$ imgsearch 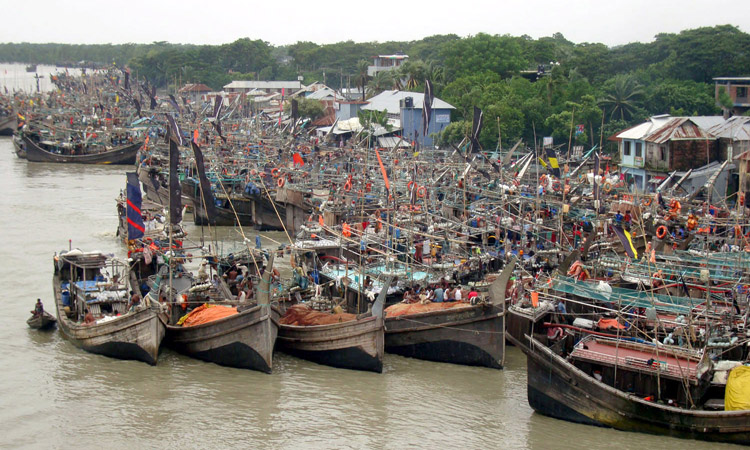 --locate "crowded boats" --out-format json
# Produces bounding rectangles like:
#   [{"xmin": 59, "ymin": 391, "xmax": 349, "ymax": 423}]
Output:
[{"xmin": 8, "ymin": 65, "xmax": 750, "ymax": 445}]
